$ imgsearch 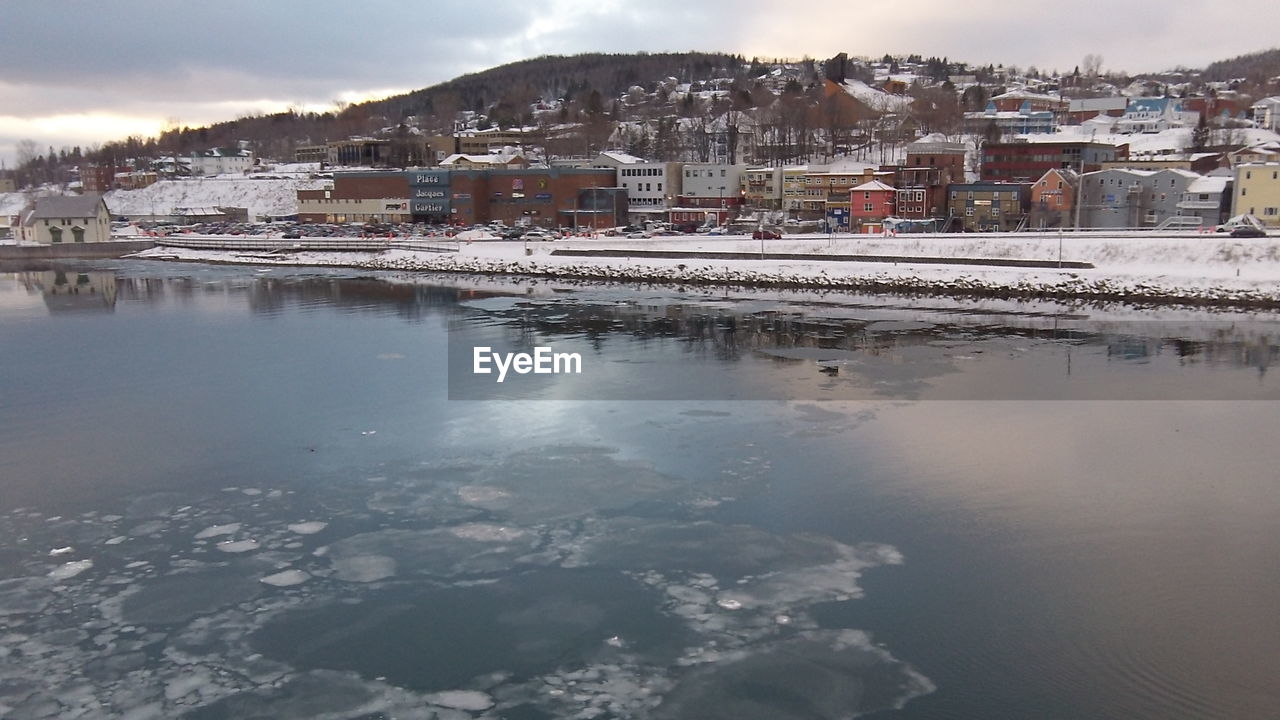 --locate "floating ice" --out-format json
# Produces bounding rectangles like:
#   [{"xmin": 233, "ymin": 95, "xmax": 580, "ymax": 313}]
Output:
[
  {"xmin": 716, "ymin": 598, "xmax": 743, "ymax": 611},
  {"xmin": 104, "ymin": 536, "xmax": 127, "ymax": 545},
  {"xmin": 260, "ymin": 570, "xmax": 310, "ymax": 587},
  {"xmin": 194, "ymin": 523, "xmax": 241, "ymax": 539},
  {"xmin": 49, "ymin": 559, "xmax": 93, "ymax": 581},
  {"xmin": 216, "ymin": 539, "xmax": 260, "ymax": 553},
  {"xmin": 330, "ymin": 554, "xmax": 397, "ymax": 583},
  {"xmin": 286, "ymin": 521, "xmax": 328, "ymax": 535},
  {"xmin": 428, "ymin": 690, "xmax": 494, "ymax": 711},
  {"xmin": 49, "ymin": 546, "xmax": 74, "ymax": 556}
]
